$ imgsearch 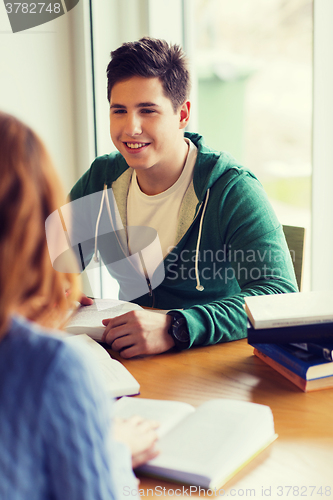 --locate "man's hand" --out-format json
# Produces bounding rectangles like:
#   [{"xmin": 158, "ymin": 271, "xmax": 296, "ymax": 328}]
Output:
[
  {"xmin": 101, "ymin": 310, "xmax": 175, "ymax": 358},
  {"xmin": 113, "ymin": 415, "xmax": 159, "ymax": 469}
]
